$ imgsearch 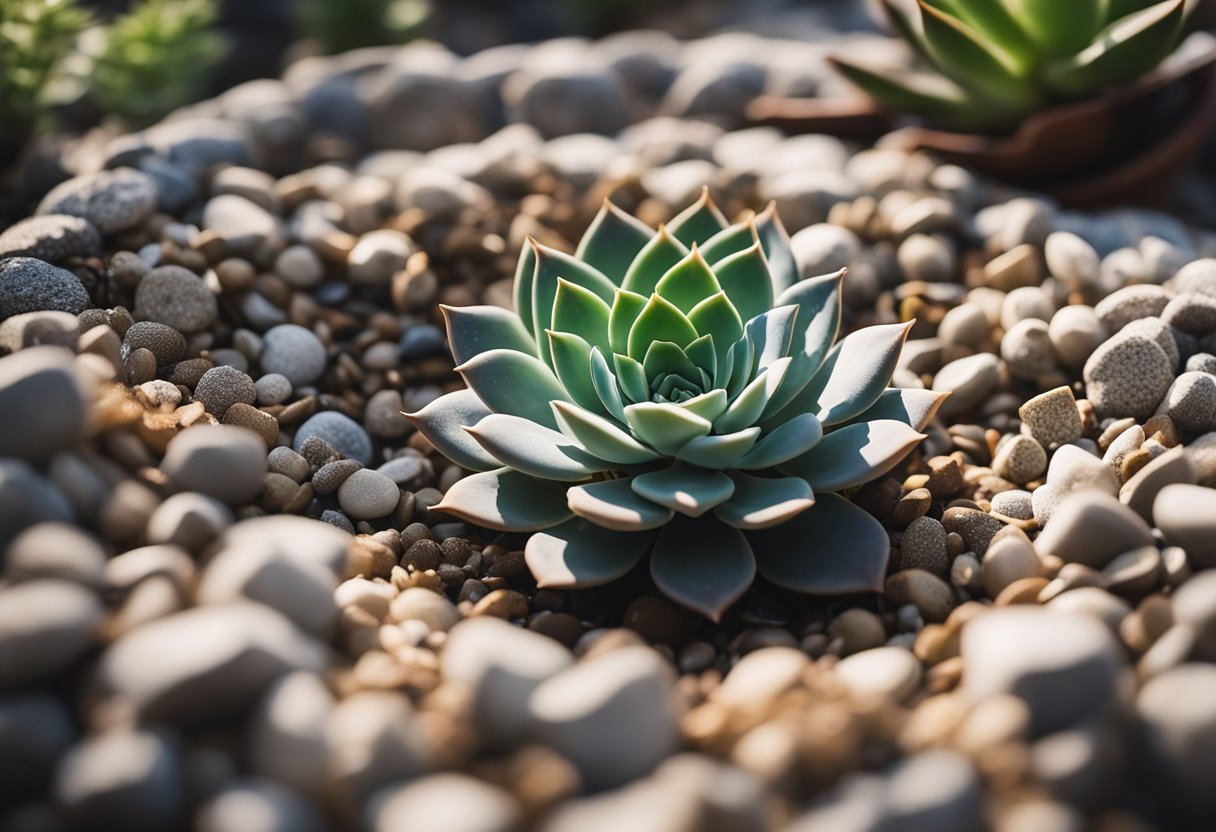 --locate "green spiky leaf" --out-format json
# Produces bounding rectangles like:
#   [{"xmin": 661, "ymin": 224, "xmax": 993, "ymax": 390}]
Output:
[{"xmin": 575, "ymin": 200, "xmax": 655, "ymax": 284}]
